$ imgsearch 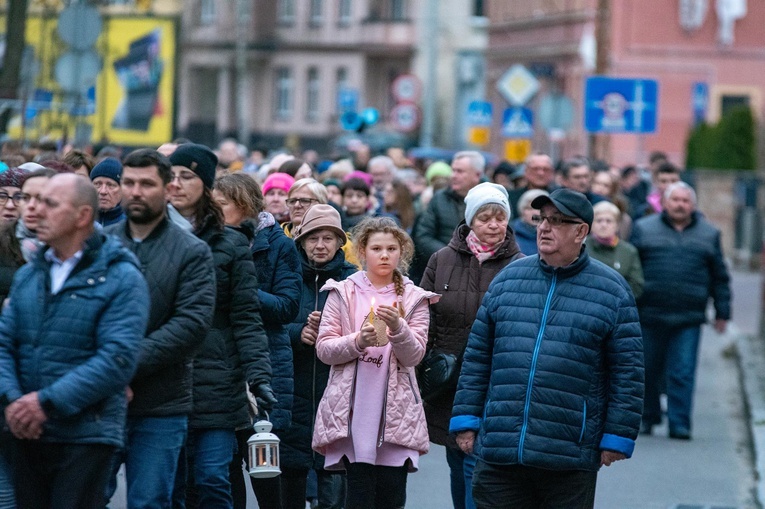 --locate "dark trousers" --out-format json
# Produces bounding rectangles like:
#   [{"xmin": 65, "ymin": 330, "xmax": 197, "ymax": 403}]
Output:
[
  {"xmin": 230, "ymin": 428, "xmax": 282, "ymax": 509},
  {"xmin": 642, "ymin": 324, "xmax": 702, "ymax": 432},
  {"xmin": 280, "ymin": 467, "xmax": 345, "ymax": 509},
  {"xmin": 15, "ymin": 440, "xmax": 115, "ymax": 509},
  {"xmin": 471, "ymin": 460, "xmax": 597, "ymax": 509},
  {"xmin": 344, "ymin": 461, "xmax": 408, "ymax": 509}
]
